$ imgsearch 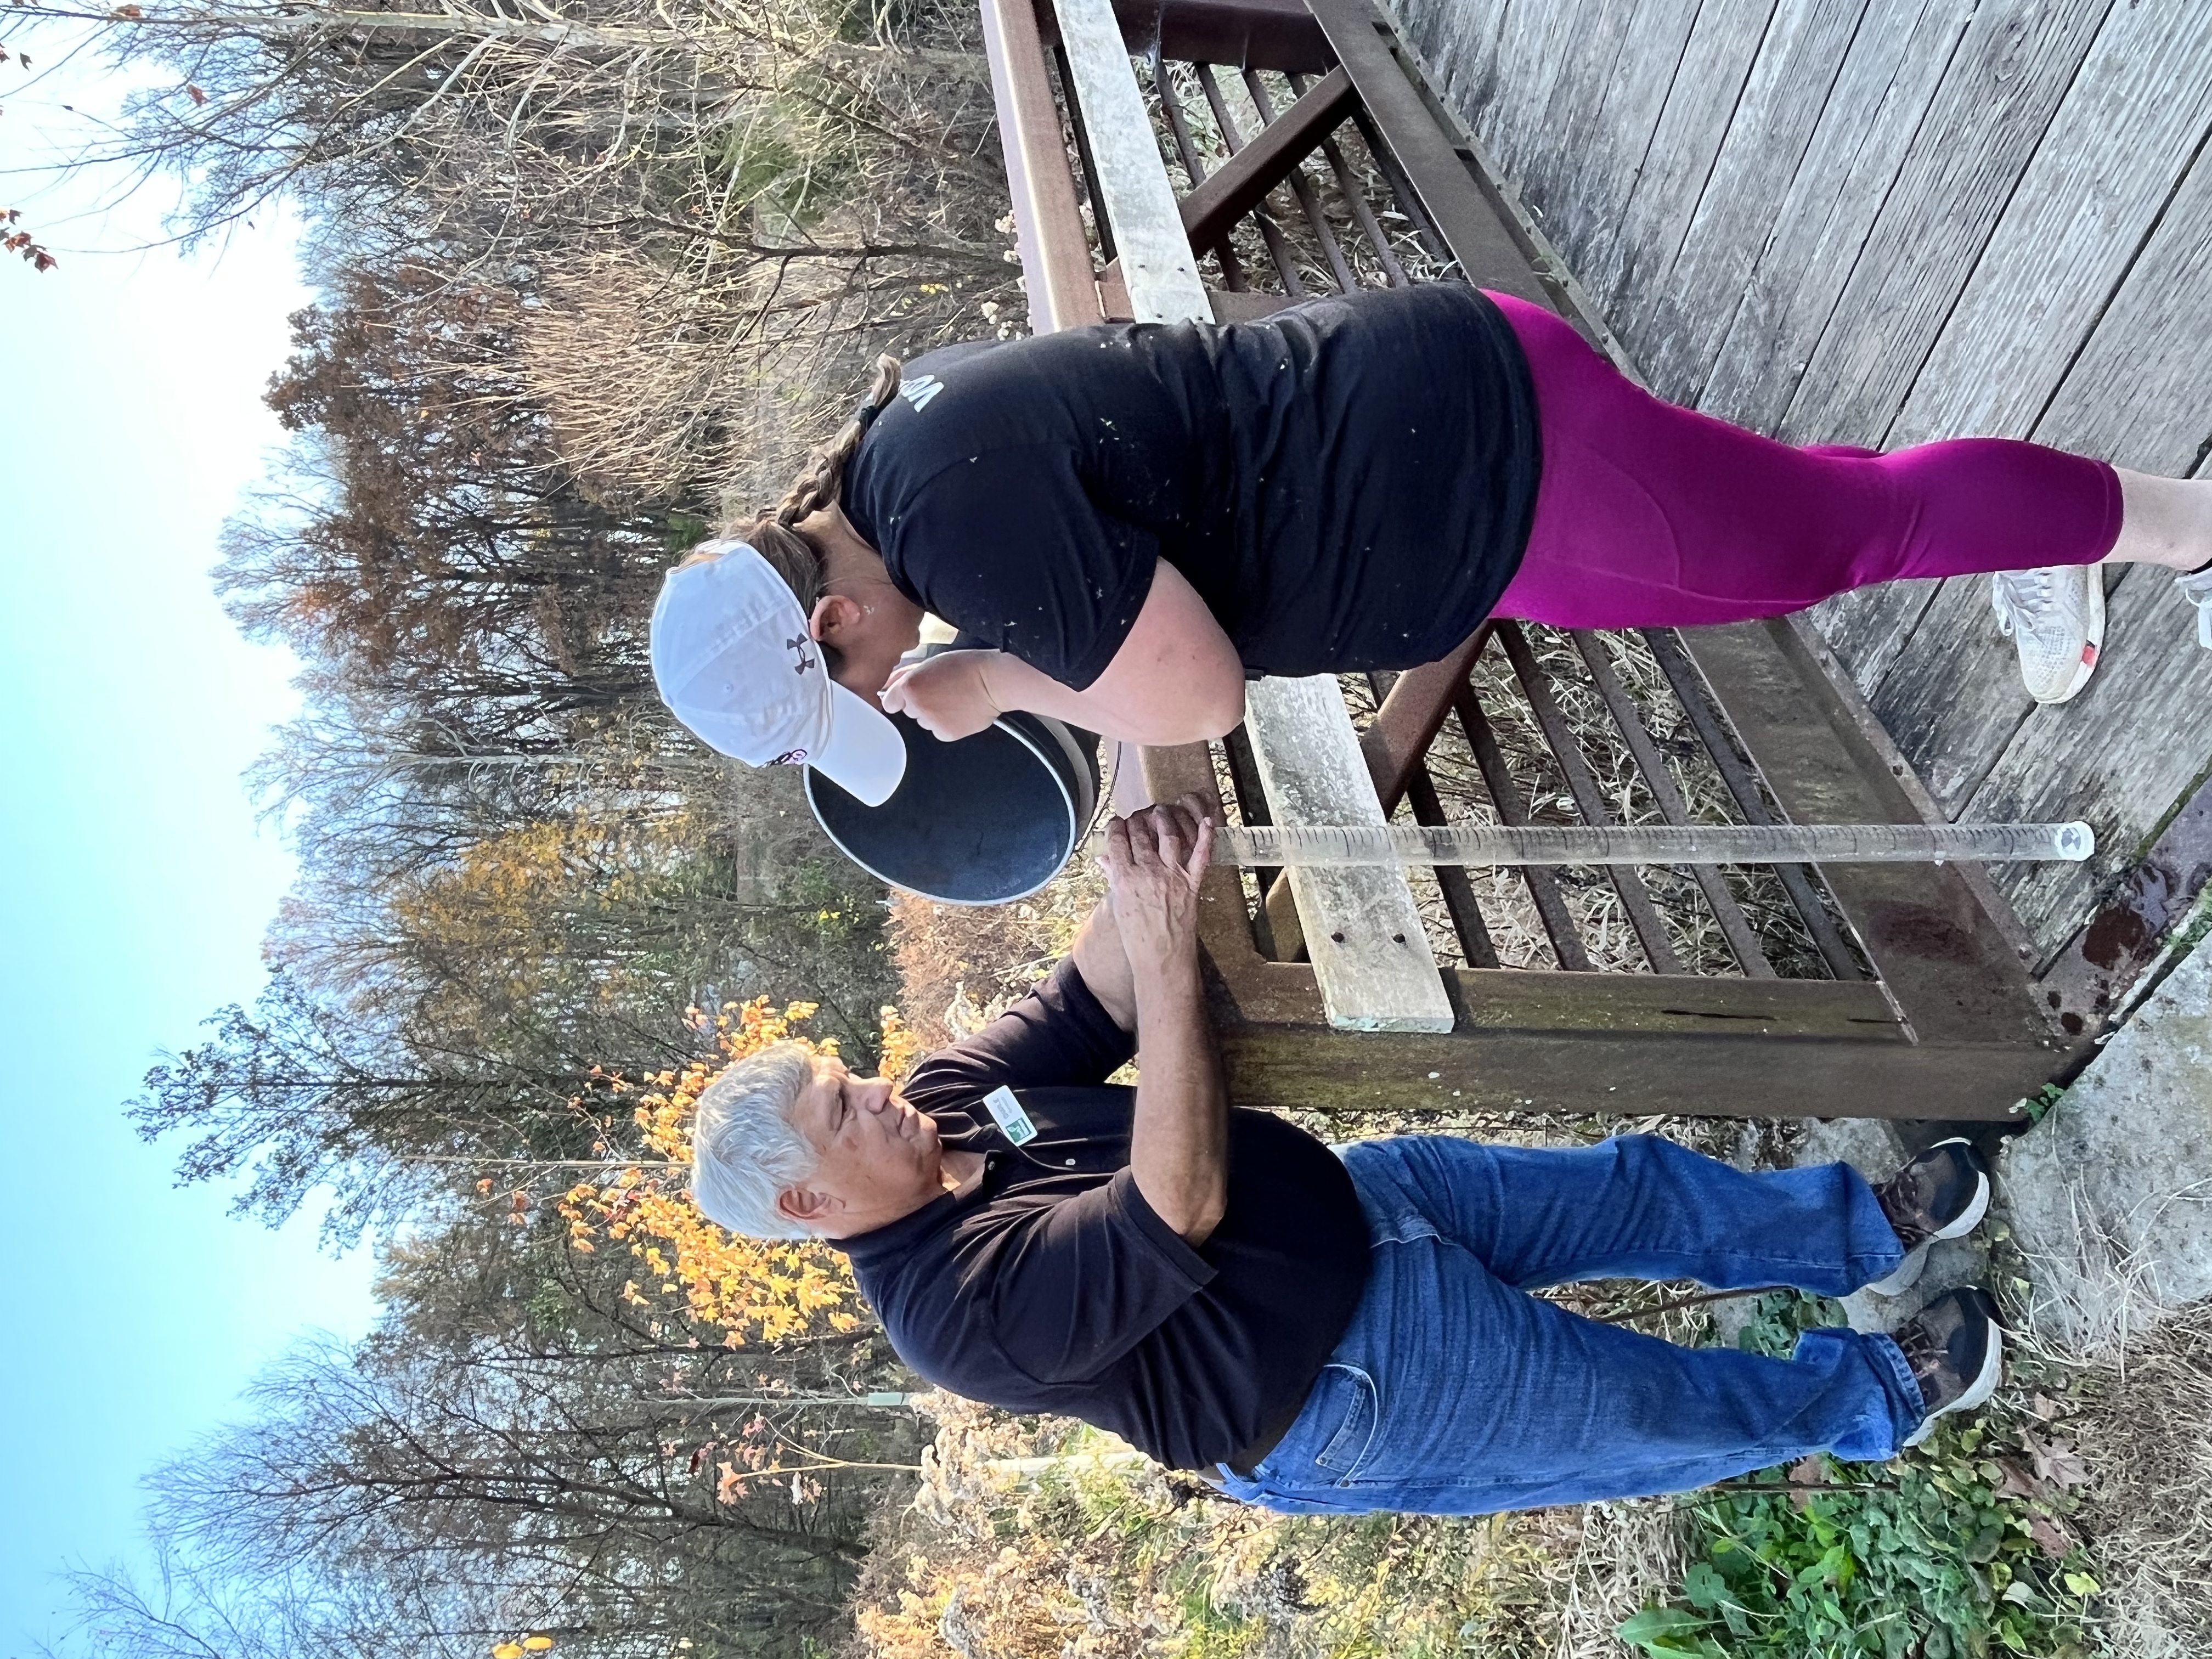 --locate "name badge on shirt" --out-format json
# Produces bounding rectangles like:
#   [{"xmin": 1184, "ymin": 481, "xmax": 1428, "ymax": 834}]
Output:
[{"xmin": 982, "ymin": 1086, "xmax": 1039, "ymax": 1147}]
